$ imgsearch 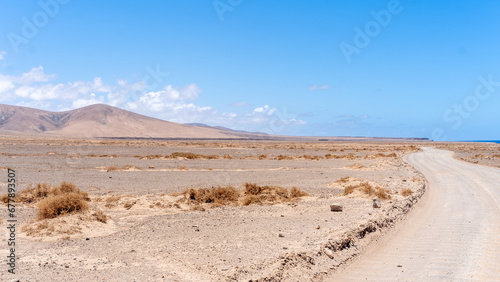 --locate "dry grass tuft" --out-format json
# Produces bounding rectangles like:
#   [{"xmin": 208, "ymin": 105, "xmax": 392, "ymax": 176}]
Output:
[
  {"xmin": 343, "ymin": 181, "xmax": 391, "ymax": 200},
  {"xmin": 401, "ymin": 188, "xmax": 413, "ymax": 197},
  {"xmin": 242, "ymin": 183, "xmax": 307, "ymax": 206},
  {"xmin": 343, "ymin": 185, "xmax": 356, "ymax": 196},
  {"xmin": 179, "ymin": 183, "xmax": 309, "ymax": 208},
  {"xmin": 290, "ymin": 186, "xmax": 309, "ymax": 198},
  {"xmin": 185, "ymin": 186, "xmax": 240, "ymax": 205},
  {"xmin": 92, "ymin": 211, "xmax": 108, "ymax": 223},
  {"xmin": 1, "ymin": 182, "xmax": 89, "ymax": 204},
  {"xmin": 336, "ymin": 176, "xmax": 351, "ymax": 184},
  {"xmin": 106, "ymin": 166, "xmax": 119, "ymax": 172},
  {"xmin": 104, "ymin": 195, "xmax": 122, "ymax": 208},
  {"xmin": 37, "ymin": 192, "xmax": 89, "ymax": 219},
  {"xmin": 167, "ymin": 152, "xmax": 219, "ymax": 159}
]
